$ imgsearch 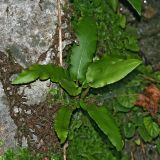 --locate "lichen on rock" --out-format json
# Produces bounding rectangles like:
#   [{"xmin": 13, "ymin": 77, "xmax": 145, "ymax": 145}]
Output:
[{"xmin": 0, "ymin": 0, "xmax": 58, "ymax": 66}]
